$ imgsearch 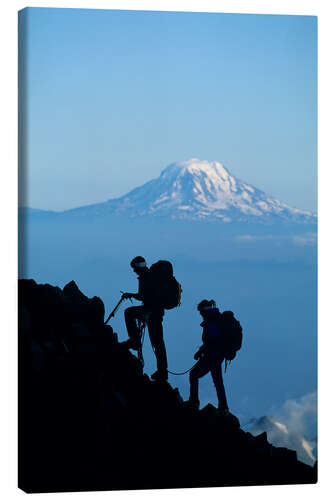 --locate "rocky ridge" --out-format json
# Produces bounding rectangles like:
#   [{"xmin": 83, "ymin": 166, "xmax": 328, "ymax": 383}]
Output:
[{"xmin": 18, "ymin": 279, "xmax": 317, "ymax": 493}]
